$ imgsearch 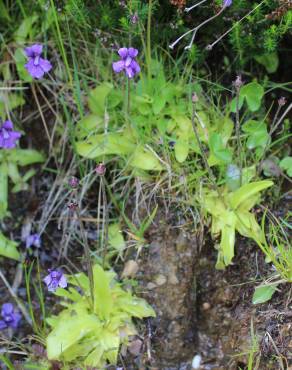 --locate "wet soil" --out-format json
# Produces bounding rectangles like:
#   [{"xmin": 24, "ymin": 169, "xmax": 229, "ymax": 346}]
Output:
[{"xmin": 127, "ymin": 208, "xmax": 292, "ymax": 370}]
